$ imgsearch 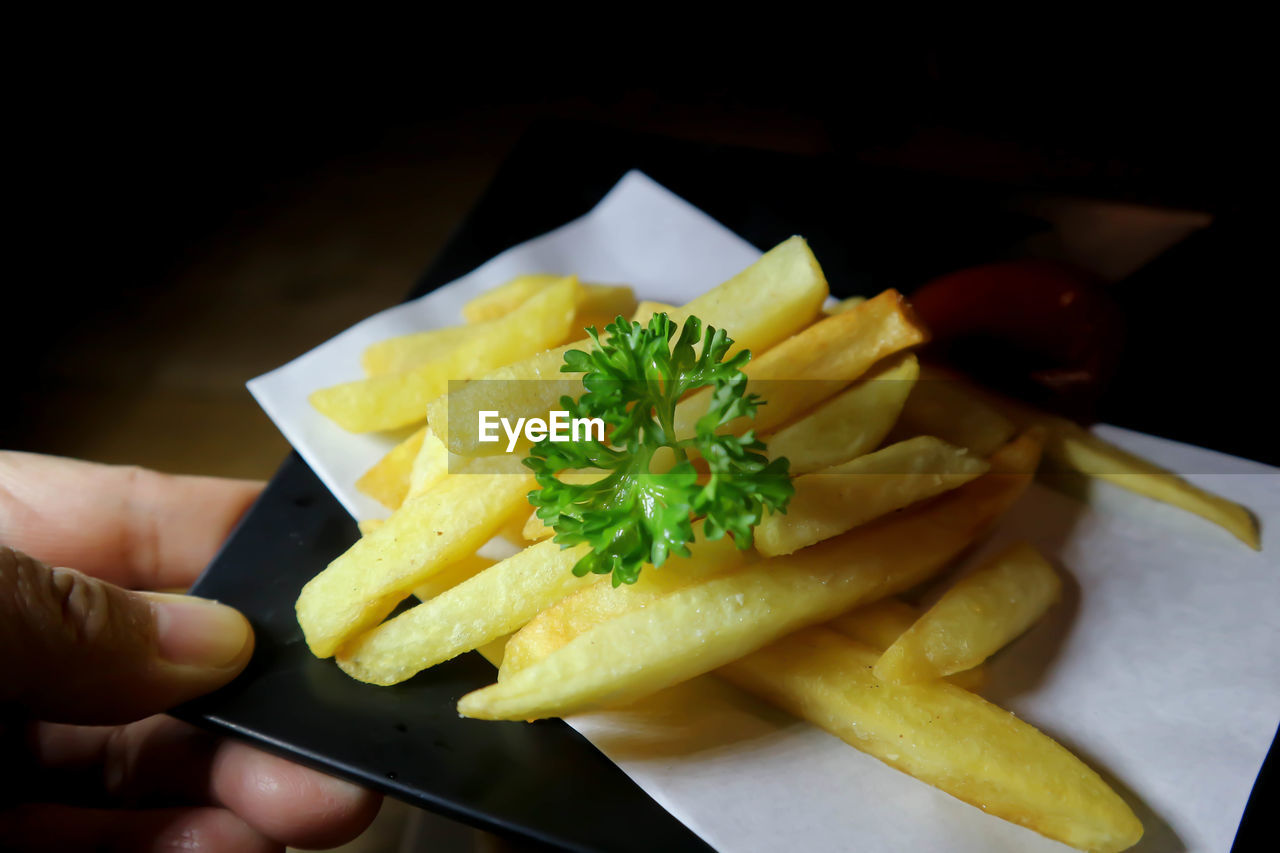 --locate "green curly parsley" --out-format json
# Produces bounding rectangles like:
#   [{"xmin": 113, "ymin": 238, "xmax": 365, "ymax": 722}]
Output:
[{"xmin": 523, "ymin": 313, "xmax": 793, "ymax": 586}]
